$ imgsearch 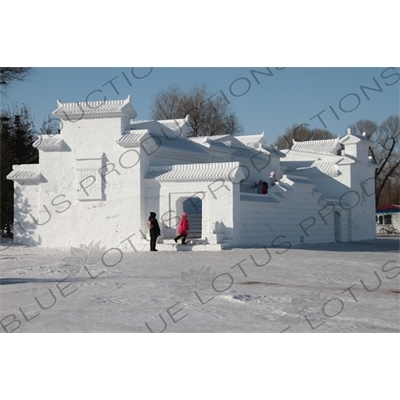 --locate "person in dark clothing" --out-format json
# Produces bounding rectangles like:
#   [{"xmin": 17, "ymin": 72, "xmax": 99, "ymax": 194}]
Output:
[
  {"xmin": 148, "ymin": 212, "xmax": 161, "ymax": 251},
  {"xmin": 254, "ymin": 179, "xmax": 263, "ymax": 194}
]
